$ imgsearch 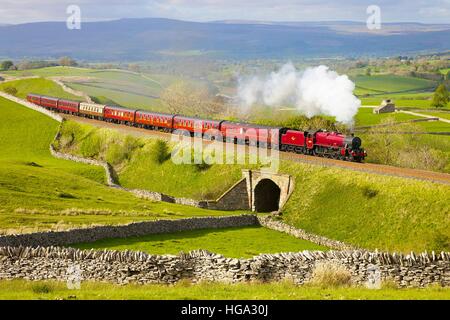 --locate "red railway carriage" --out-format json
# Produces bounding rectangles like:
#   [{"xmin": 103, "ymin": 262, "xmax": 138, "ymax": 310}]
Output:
[
  {"xmin": 57, "ymin": 99, "xmax": 79, "ymax": 114},
  {"xmin": 27, "ymin": 94, "xmax": 41, "ymax": 105},
  {"xmin": 39, "ymin": 96, "xmax": 59, "ymax": 109},
  {"xmin": 220, "ymin": 121, "xmax": 280, "ymax": 146},
  {"xmin": 135, "ymin": 111, "xmax": 174, "ymax": 130},
  {"xmin": 173, "ymin": 116, "xmax": 222, "ymax": 136},
  {"xmin": 104, "ymin": 106, "xmax": 136, "ymax": 123}
]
